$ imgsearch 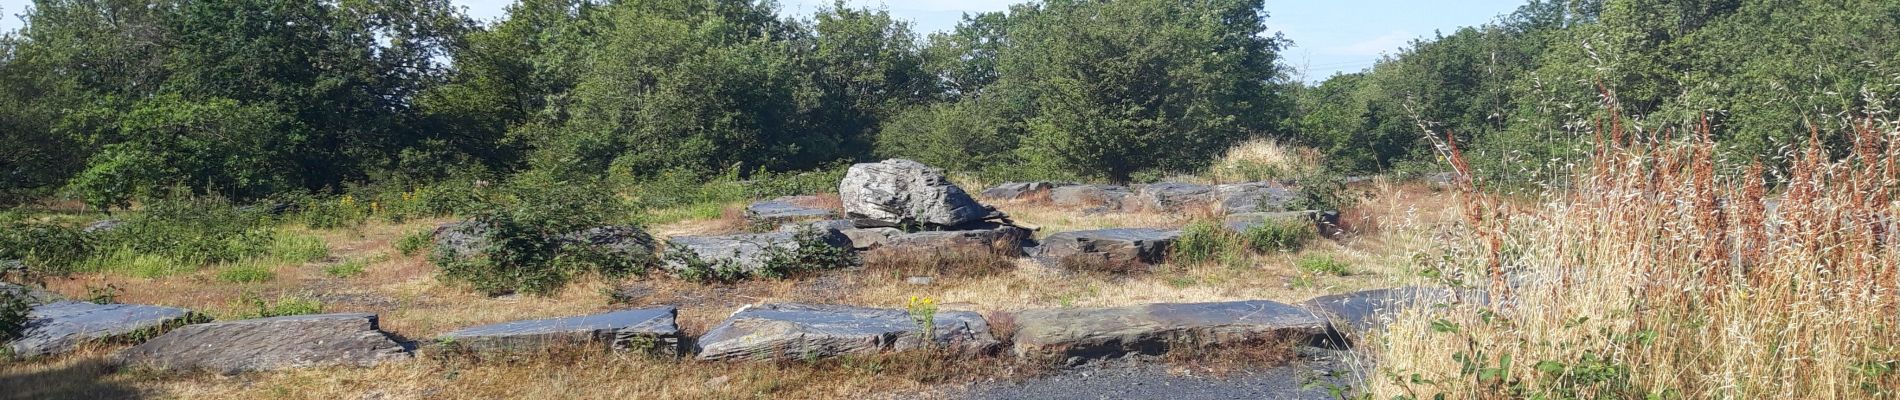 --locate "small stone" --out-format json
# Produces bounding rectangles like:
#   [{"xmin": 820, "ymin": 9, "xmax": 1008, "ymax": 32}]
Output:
[{"xmin": 905, "ymin": 276, "xmax": 935, "ymax": 286}]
